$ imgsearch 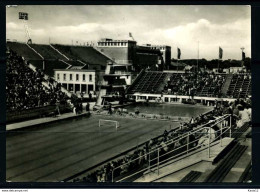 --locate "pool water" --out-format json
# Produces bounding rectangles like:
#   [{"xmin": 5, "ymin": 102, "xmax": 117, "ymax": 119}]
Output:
[{"xmin": 125, "ymin": 103, "xmax": 213, "ymax": 117}]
